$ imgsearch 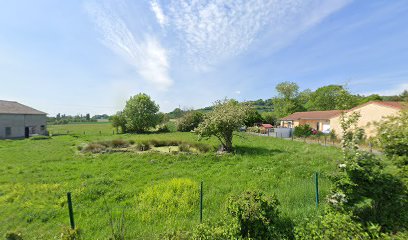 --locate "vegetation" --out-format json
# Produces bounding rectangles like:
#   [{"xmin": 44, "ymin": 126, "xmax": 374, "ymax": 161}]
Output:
[
  {"xmin": 293, "ymin": 124, "xmax": 313, "ymax": 138},
  {"xmin": 377, "ymin": 106, "xmax": 408, "ymax": 182},
  {"xmin": 177, "ymin": 111, "xmax": 204, "ymax": 132},
  {"xmin": 1, "ymin": 123, "xmax": 339, "ymax": 239},
  {"xmin": 195, "ymin": 99, "xmax": 250, "ymax": 152},
  {"xmin": 123, "ymin": 93, "xmax": 162, "ymax": 133}
]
